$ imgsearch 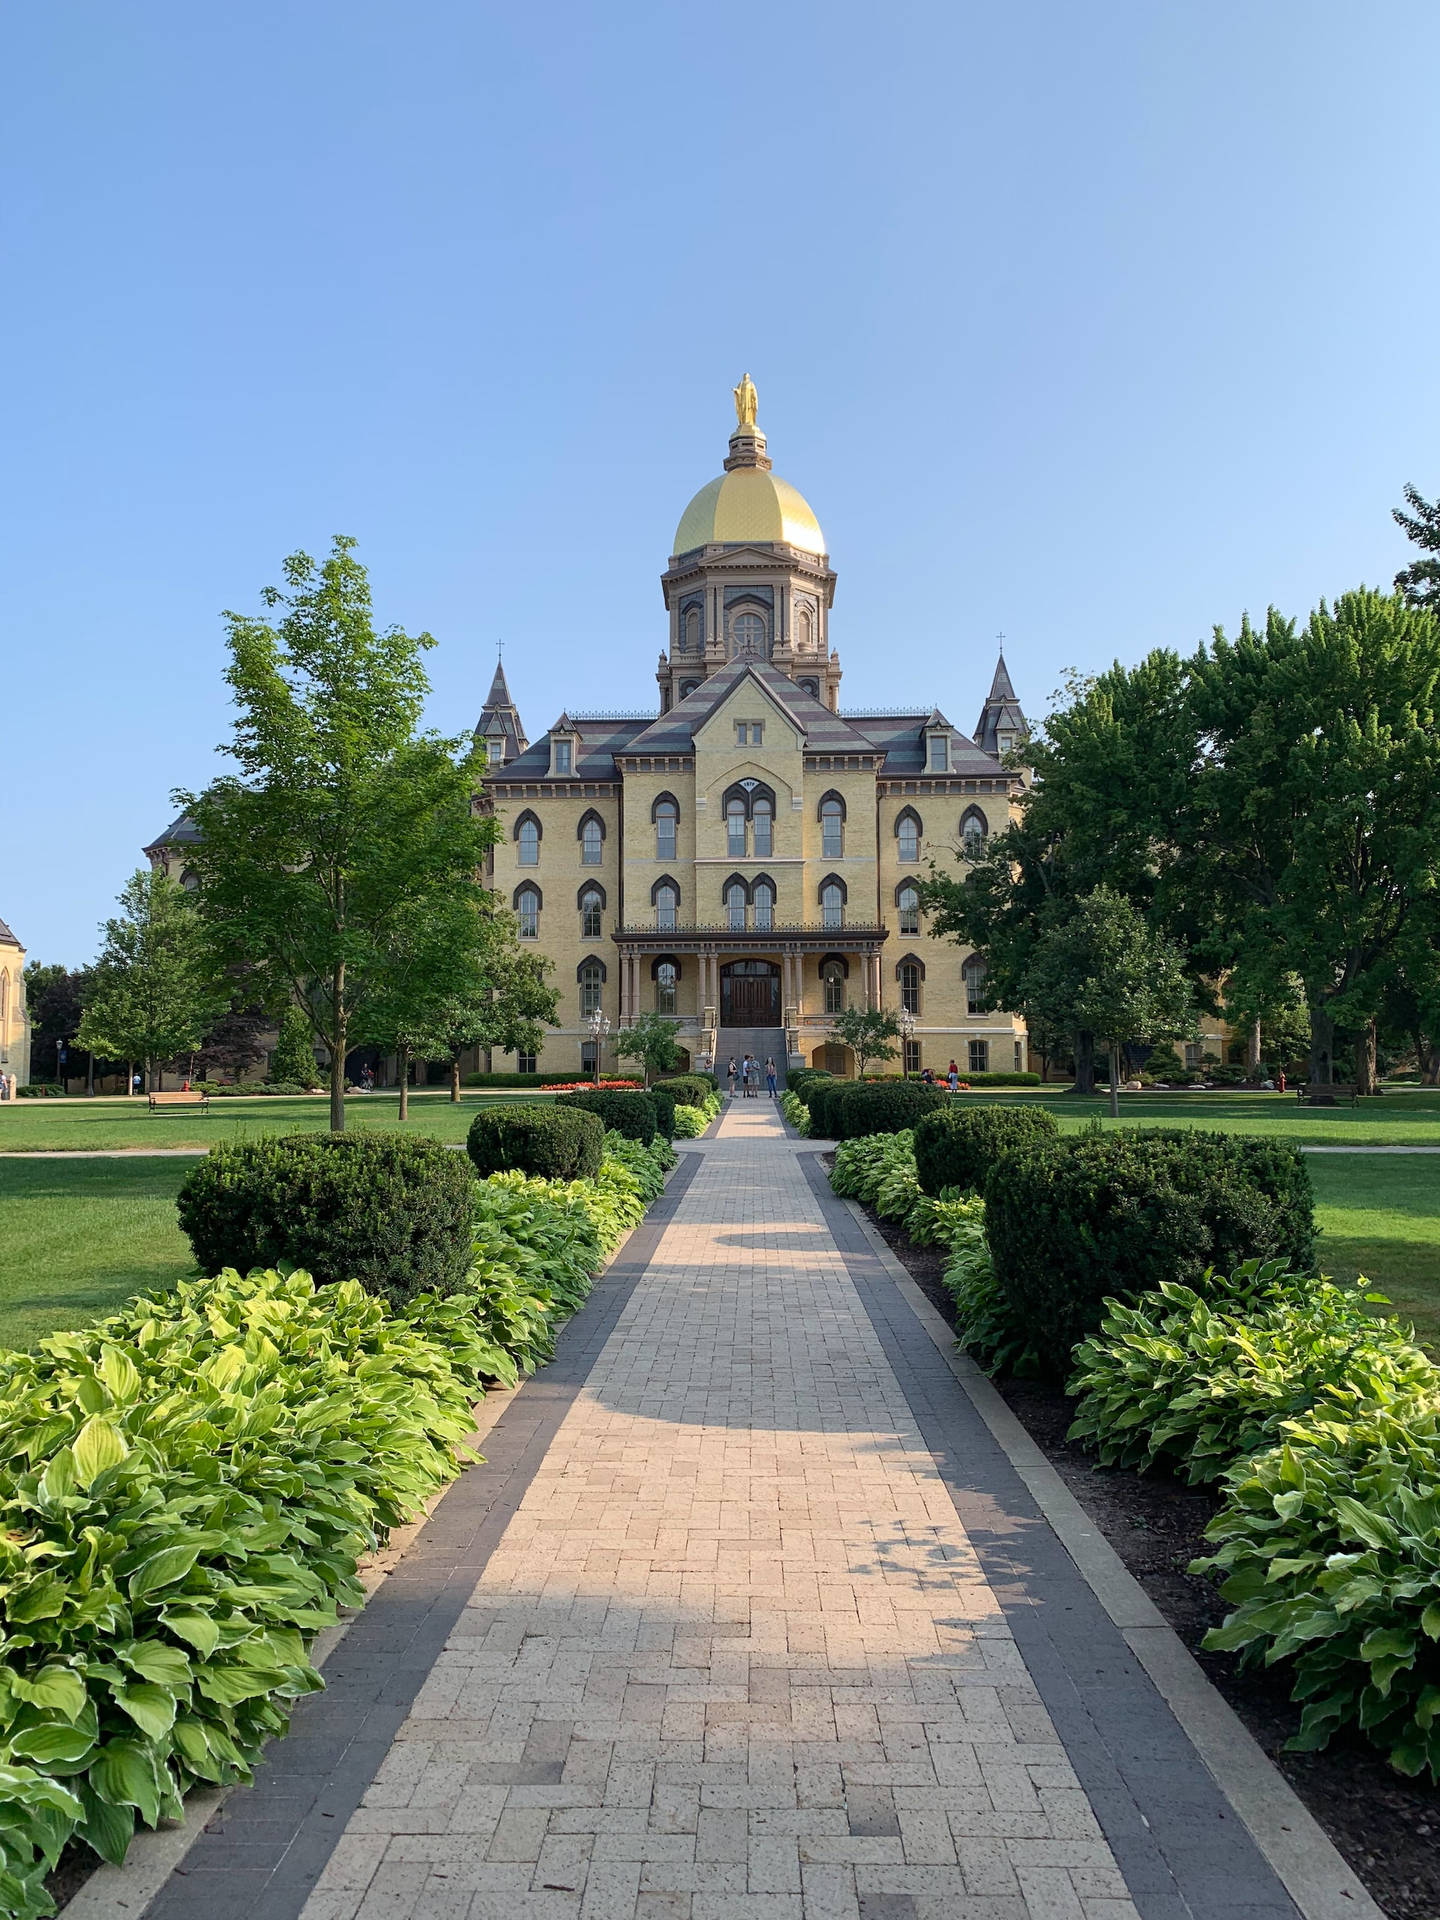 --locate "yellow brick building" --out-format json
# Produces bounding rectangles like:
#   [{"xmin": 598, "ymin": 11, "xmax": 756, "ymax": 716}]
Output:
[
  {"xmin": 0, "ymin": 917, "xmax": 31, "ymax": 1092},
  {"xmin": 480, "ymin": 382, "xmax": 1030, "ymax": 1079}
]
